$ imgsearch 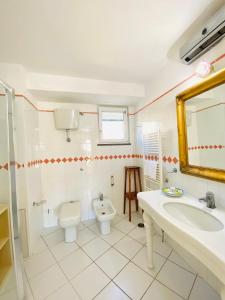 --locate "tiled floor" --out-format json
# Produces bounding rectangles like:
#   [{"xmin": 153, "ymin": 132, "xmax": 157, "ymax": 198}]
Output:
[{"xmin": 24, "ymin": 213, "xmax": 221, "ymax": 300}]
